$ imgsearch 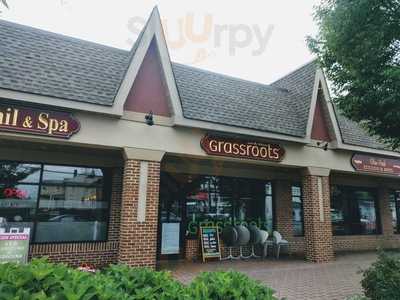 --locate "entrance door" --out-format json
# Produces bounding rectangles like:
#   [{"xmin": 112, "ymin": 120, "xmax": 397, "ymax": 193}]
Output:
[
  {"xmin": 157, "ymin": 173, "xmax": 185, "ymax": 260},
  {"xmin": 157, "ymin": 172, "xmax": 275, "ymax": 259}
]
